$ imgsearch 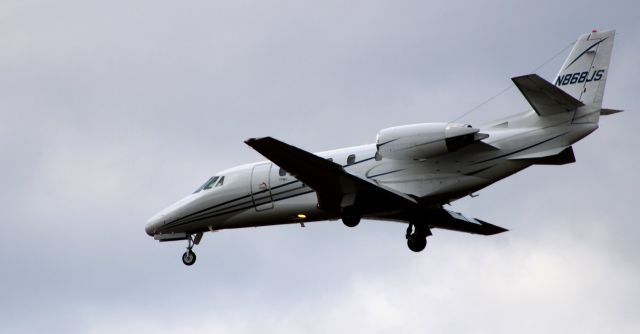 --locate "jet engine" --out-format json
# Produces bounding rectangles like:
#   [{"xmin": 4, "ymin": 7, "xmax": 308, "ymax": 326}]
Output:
[{"xmin": 375, "ymin": 122, "xmax": 488, "ymax": 160}]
